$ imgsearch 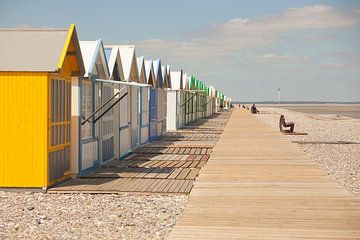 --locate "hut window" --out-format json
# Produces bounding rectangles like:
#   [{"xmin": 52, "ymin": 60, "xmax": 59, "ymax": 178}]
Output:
[
  {"xmin": 102, "ymin": 84, "xmax": 113, "ymax": 116},
  {"xmin": 82, "ymin": 80, "xmax": 92, "ymax": 138},
  {"xmin": 50, "ymin": 78, "xmax": 71, "ymax": 147}
]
